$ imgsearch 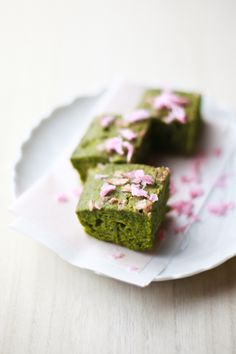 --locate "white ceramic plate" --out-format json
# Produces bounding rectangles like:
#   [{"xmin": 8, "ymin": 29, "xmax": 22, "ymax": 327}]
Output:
[{"xmin": 13, "ymin": 91, "xmax": 236, "ymax": 281}]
